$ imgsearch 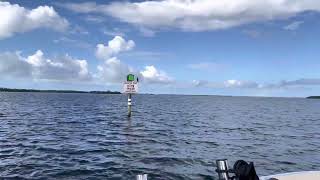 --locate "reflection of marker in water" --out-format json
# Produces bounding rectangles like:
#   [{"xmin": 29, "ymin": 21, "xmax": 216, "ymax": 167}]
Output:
[{"xmin": 124, "ymin": 74, "xmax": 138, "ymax": 117}]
